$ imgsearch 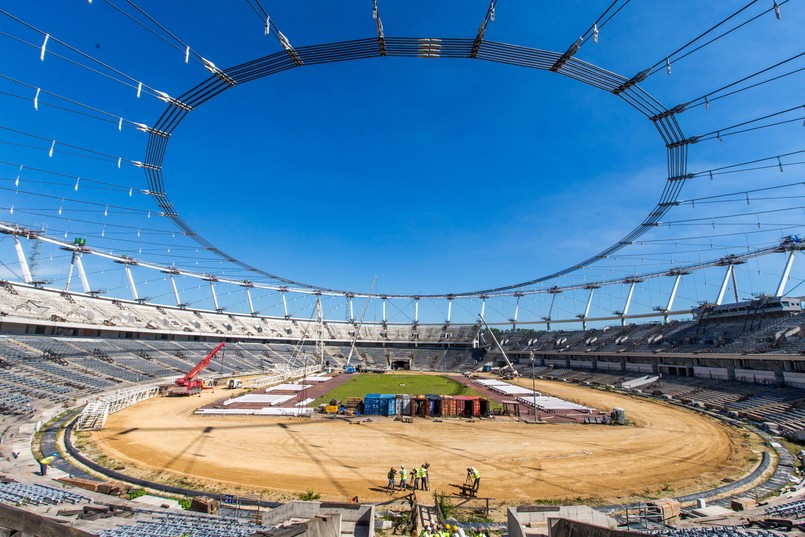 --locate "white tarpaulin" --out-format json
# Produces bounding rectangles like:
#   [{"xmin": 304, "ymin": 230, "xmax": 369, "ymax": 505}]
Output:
[
  {"xmin": 223, "ymin": 394, "xmax": 294, "ymax": 406},
  {"xmin": 267, "ymin": 383, "xmax": 312, "ymax": 392}
]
